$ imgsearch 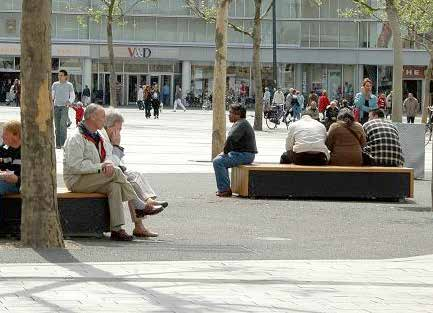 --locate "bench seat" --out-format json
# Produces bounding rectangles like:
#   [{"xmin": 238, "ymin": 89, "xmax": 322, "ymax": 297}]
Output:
[
  {"xmin": 231, "ymin": 164, "xmax": 414, "ymax": 200},
  {"xmin": 0, "ymin": 188, "xmax": 110, "ymax": 238}
]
